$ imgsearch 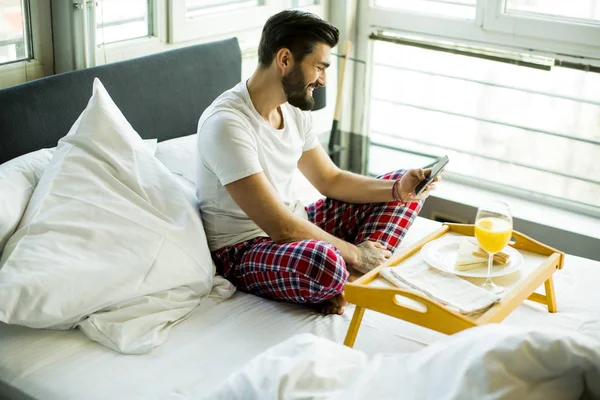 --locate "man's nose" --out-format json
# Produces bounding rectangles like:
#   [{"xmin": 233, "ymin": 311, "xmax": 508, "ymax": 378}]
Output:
[{"xmin": 317, "ymin": 74, "xmax": 326, "ymax": 87}]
